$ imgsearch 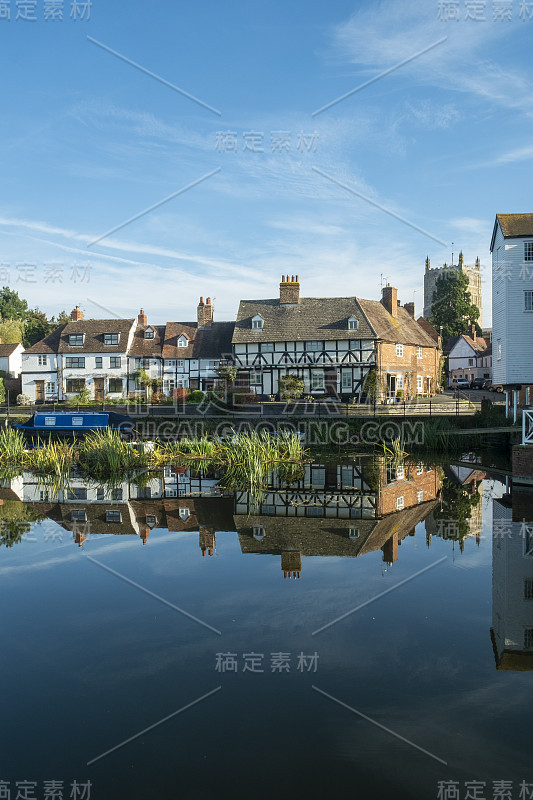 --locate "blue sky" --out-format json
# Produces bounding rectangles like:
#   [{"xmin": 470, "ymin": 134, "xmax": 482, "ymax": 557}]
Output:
[{"xmin": 1, "ymin": 0, "xmax": 532, "ymax": 326}]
